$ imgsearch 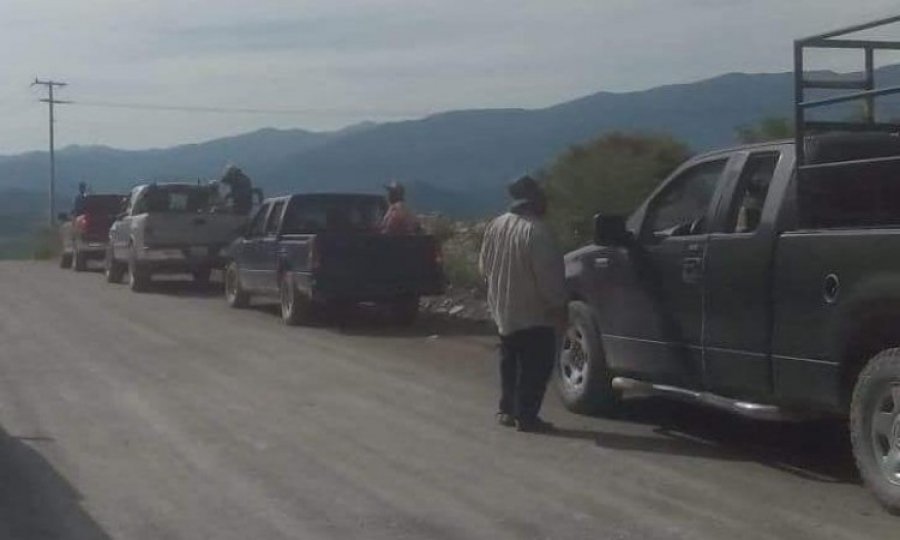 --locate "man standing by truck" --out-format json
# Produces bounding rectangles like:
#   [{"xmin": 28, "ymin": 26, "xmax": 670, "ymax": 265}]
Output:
[
  {"xmin": 479, "ymin": 175, "xmax": 567, "ymax": 433},
  {"xmin": 220, "ymin": 165, "xmax": 255, "ymax": 216},
  {"xmin": 381, "ymin": 181, "xmax": 421, "ymax": 234}
]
